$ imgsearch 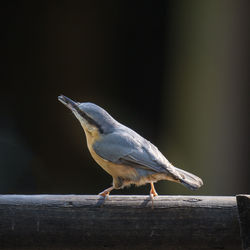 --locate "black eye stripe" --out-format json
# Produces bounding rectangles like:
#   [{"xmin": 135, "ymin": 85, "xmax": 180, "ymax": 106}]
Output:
[
  {"xmin": 59, "ymin": 96, "xmax": 104, "ymax": 134},
  {"xmin": 76, "ymin": 107, "xmax": 104, "ymax": 134}
]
